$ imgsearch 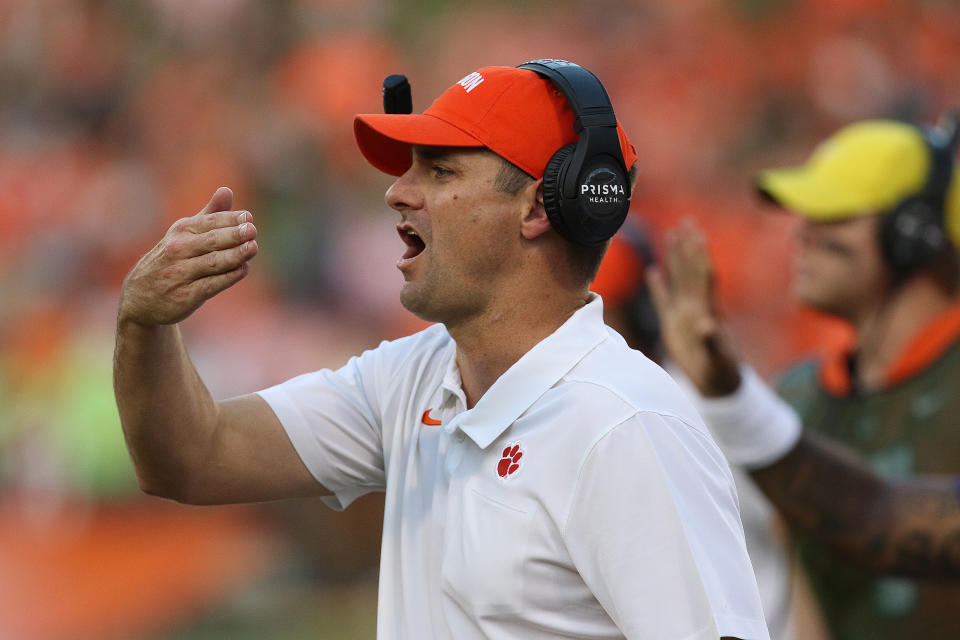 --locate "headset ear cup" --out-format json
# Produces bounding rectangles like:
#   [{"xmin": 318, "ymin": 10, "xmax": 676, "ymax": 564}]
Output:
[
  {"xmin": 882, "ymin": 198, "xmax": 948, "ymax": 275},
  {"xmin": 542, "ymin": 144, "xmax": 575, "ymax": 242},
  {"xmin": 880, "ymin": 207, "xmax": 906, "ymax": 273}
]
